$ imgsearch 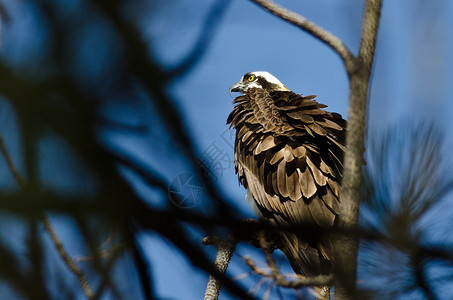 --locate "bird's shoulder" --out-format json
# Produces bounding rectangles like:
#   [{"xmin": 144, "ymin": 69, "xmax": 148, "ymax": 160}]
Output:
[
  {"xmin": 228, "ymin": 89, "xmax": 346, "ymax": 136},
  {"xmin": 270, "ymin": 90, "xmax": 346, "ymax": 135}
]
